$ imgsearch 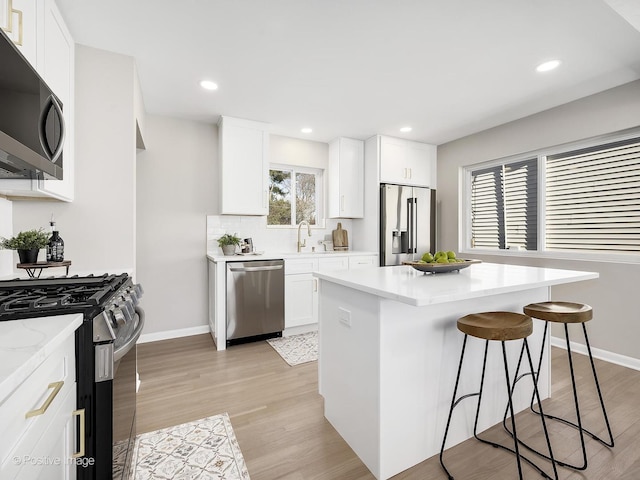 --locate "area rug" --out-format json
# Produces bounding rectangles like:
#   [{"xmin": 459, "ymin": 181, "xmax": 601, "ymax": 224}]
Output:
[
  {"xmin": 266, "ymin": 331, "xmax": 318, "ymax": 366},
  {"xmin": 133, "ymin": 413, "xmax": 250, "ymax": 480}
]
